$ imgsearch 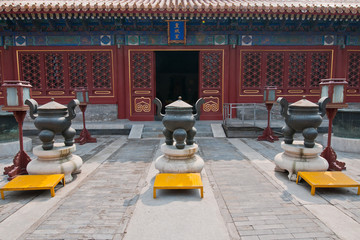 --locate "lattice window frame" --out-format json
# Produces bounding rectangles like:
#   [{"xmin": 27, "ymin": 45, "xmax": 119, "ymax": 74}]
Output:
[
  {"xmin": 0, "ymin": 52, "xmax": 2, "ymax": 85},
  {"xmin": 19, "ymin": 53, "xmax": 42, "ymax": 90},
  {"xmin": 18, "ymin": 50, "xmax": 113, "ymax": 97},
  {"xmin": 242, "ymin": 52, "xmax": 262, "ymax": 88},
  {"xmin": 265, "ymin": 52, "xmax": 284, "ymax": 88},
  {"xmin": 69, "ymin": 53, "xmax": 88, "ymax": 89},
  {"xmin": 347, "ymin": 52, "xmax": 360, "ymax": 88},
  {"xmin": 45, "ymin": 53, "xmax": 65, "ymax": 90},
  {"xmin": 288, "ymin": 53, "xmax": 307, "ymax": 88},
  {"xmin": 309, "ymin": 52, "xmax": 331, "ymax": 87},
  {"xmin": 91, "ymin": 52, "xmax": 112, "ymax": 89},
  {"xmin": 240, "ymin": 50, "xmax": 332, "ymax": 94}
]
